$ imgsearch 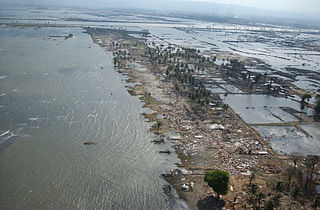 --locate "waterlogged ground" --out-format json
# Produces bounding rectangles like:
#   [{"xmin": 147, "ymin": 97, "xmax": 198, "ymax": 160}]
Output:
[
  {"xmin": 221, "ymin": 94, "xmax": 300, "ymax": 124},
  {"xmin": 254, "ymin": 124, "xmax": 320, "ymax": 155},
  {"xmin": 1, "ymin": 6, "xmax": 320, "ymax": 84},
  {"xmin": 221, "ymin": 94, "xmax": 320, "ymax": 156}
]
